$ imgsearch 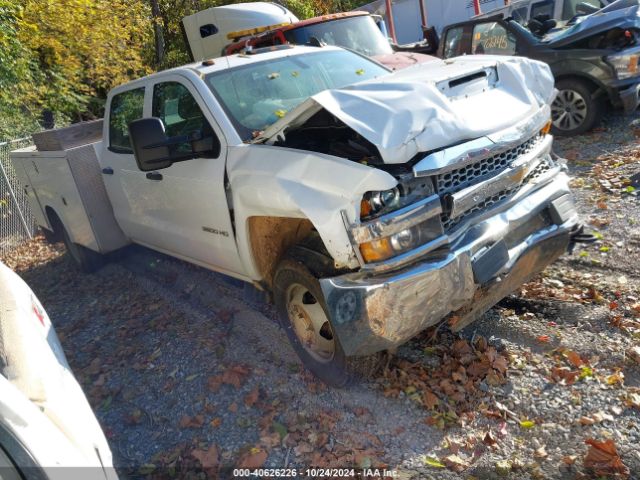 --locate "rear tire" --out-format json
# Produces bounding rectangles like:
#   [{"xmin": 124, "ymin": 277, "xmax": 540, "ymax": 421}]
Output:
[
  {"xmin": 61, "ymin": 225, "xmax": 104, "ymax": 273},
  {"xmin": 41, "ymin": 227, "xmax": 59, "ymax": 244},
  {"xmin": 551, "ymin": 78, "xmax": 601, "ymax": 136},
  {"xmin": 273, "ymin": 258, "xmax": 380, "ymax": 387}
]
